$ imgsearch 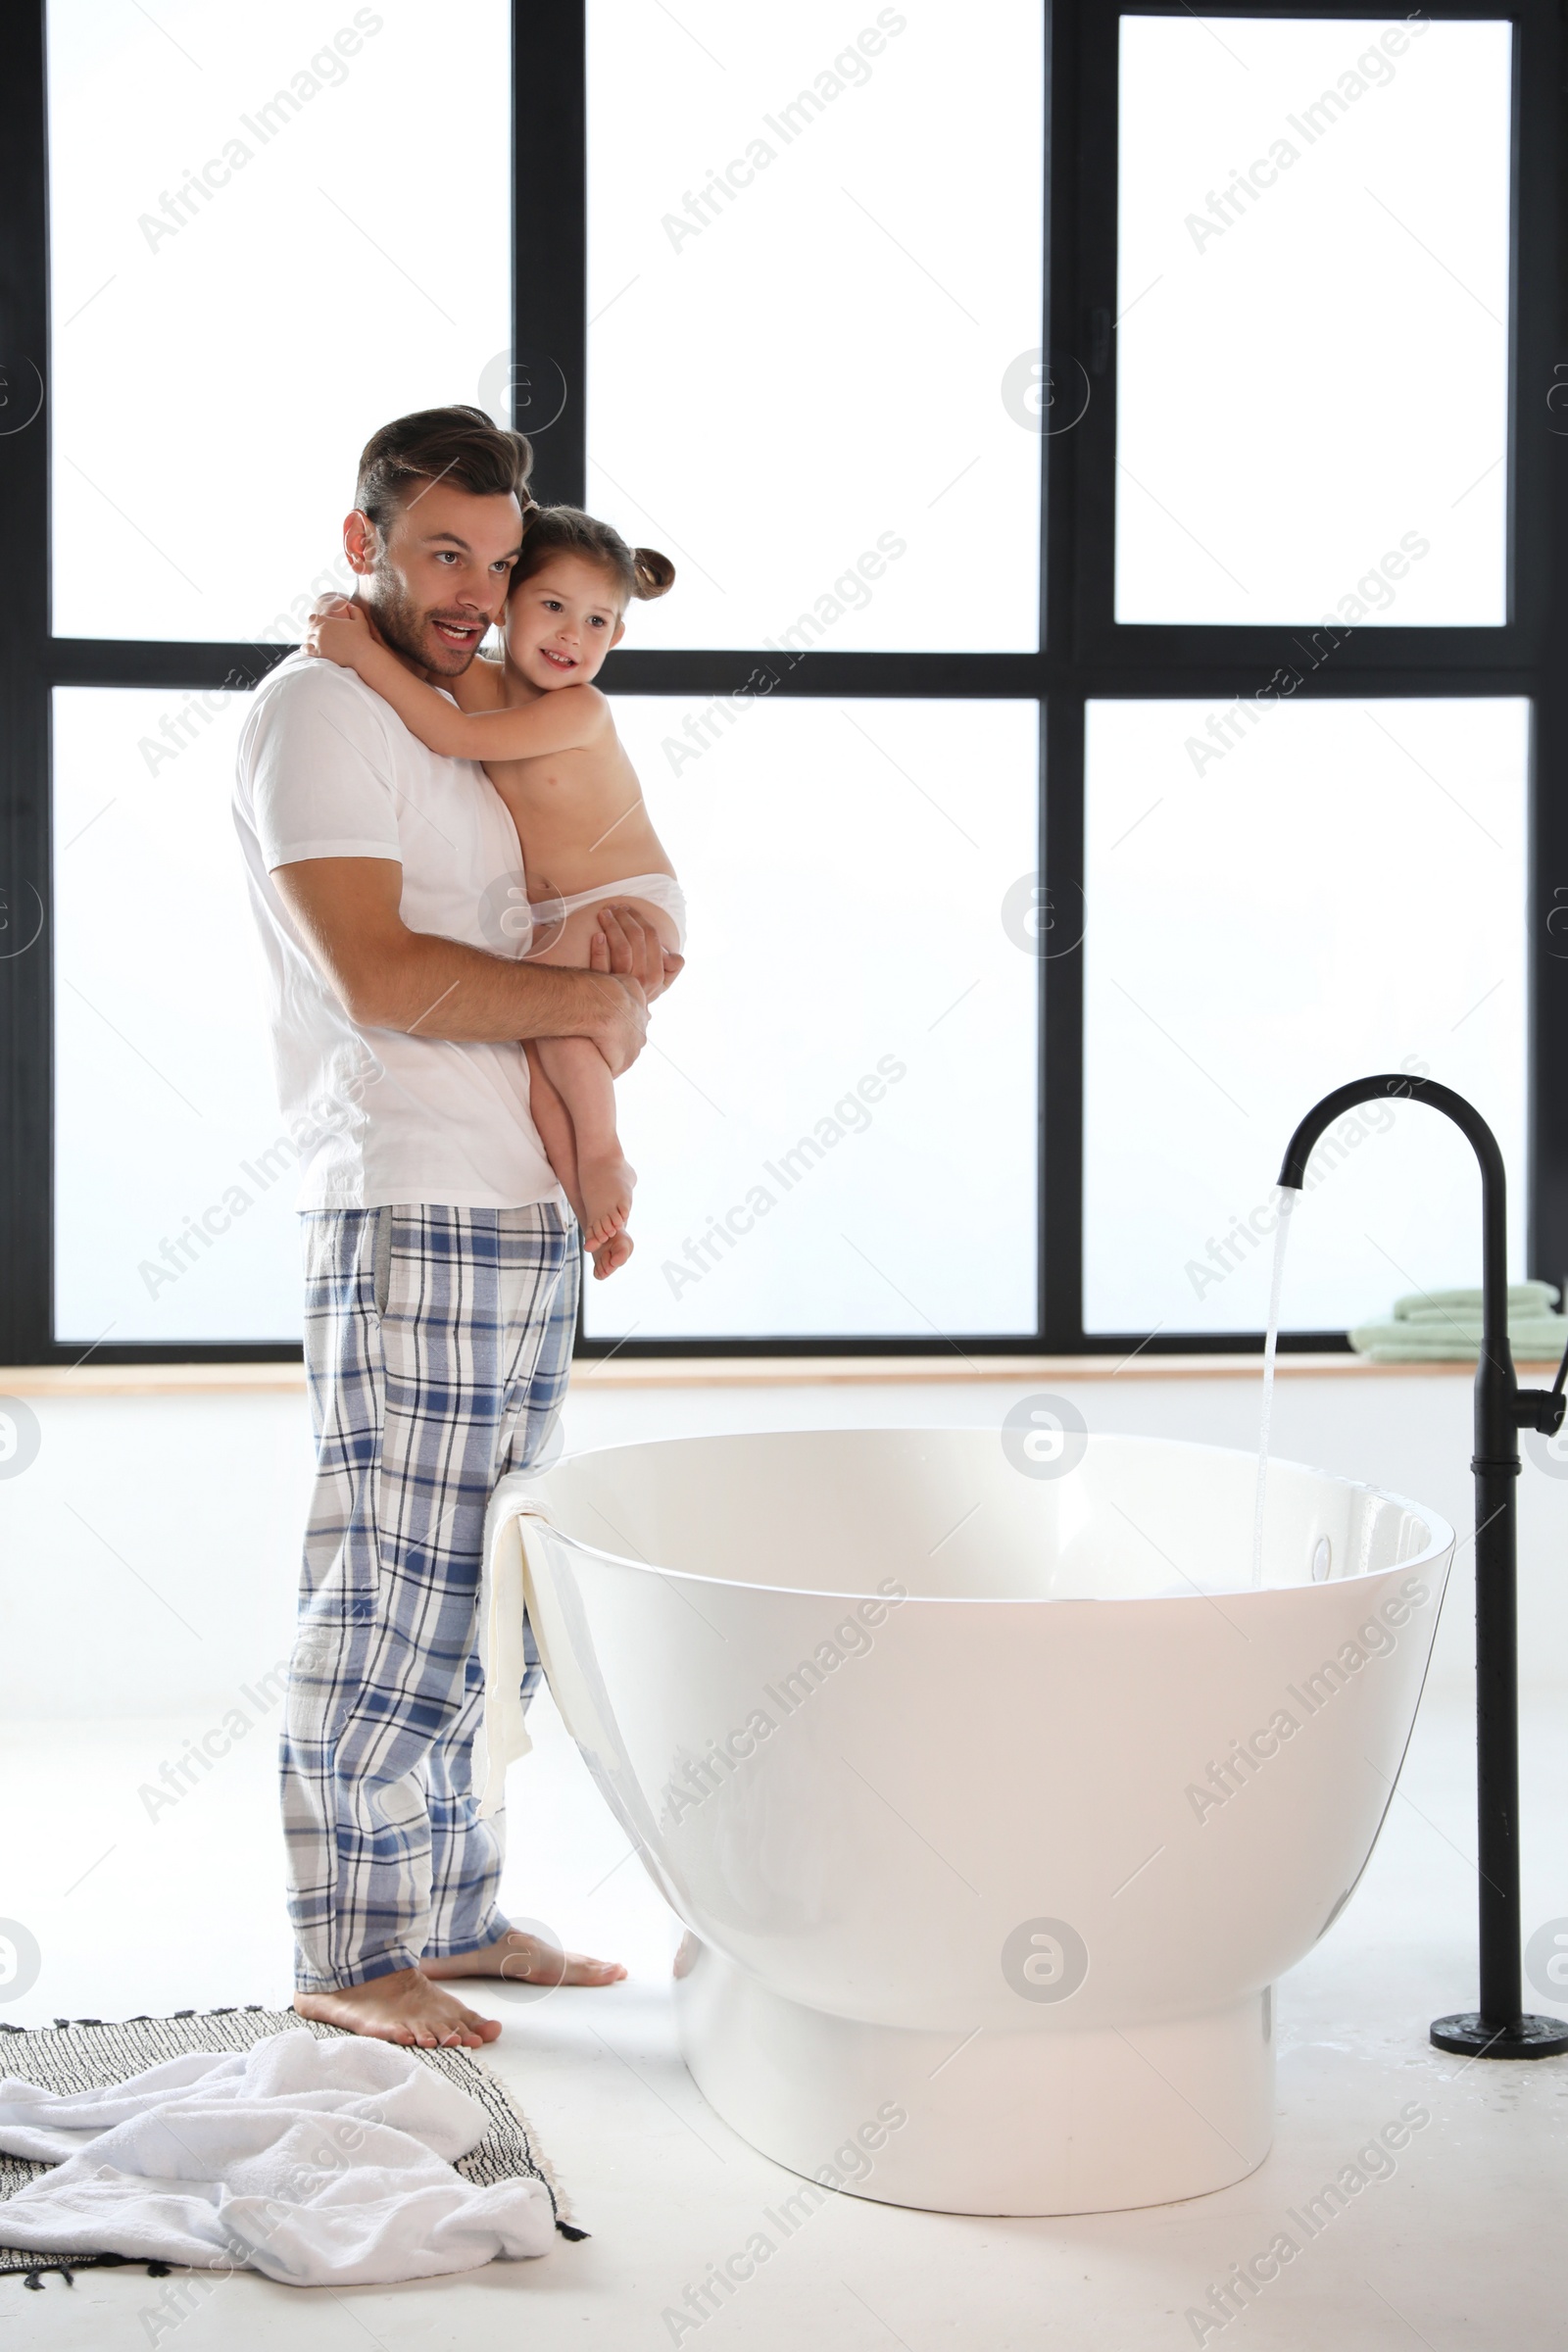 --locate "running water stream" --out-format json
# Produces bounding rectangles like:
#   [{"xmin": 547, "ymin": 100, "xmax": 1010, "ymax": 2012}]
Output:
[{"xmin": 1250, "ymin": 1188, "xmax": 1298, "ymax": 1589}]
